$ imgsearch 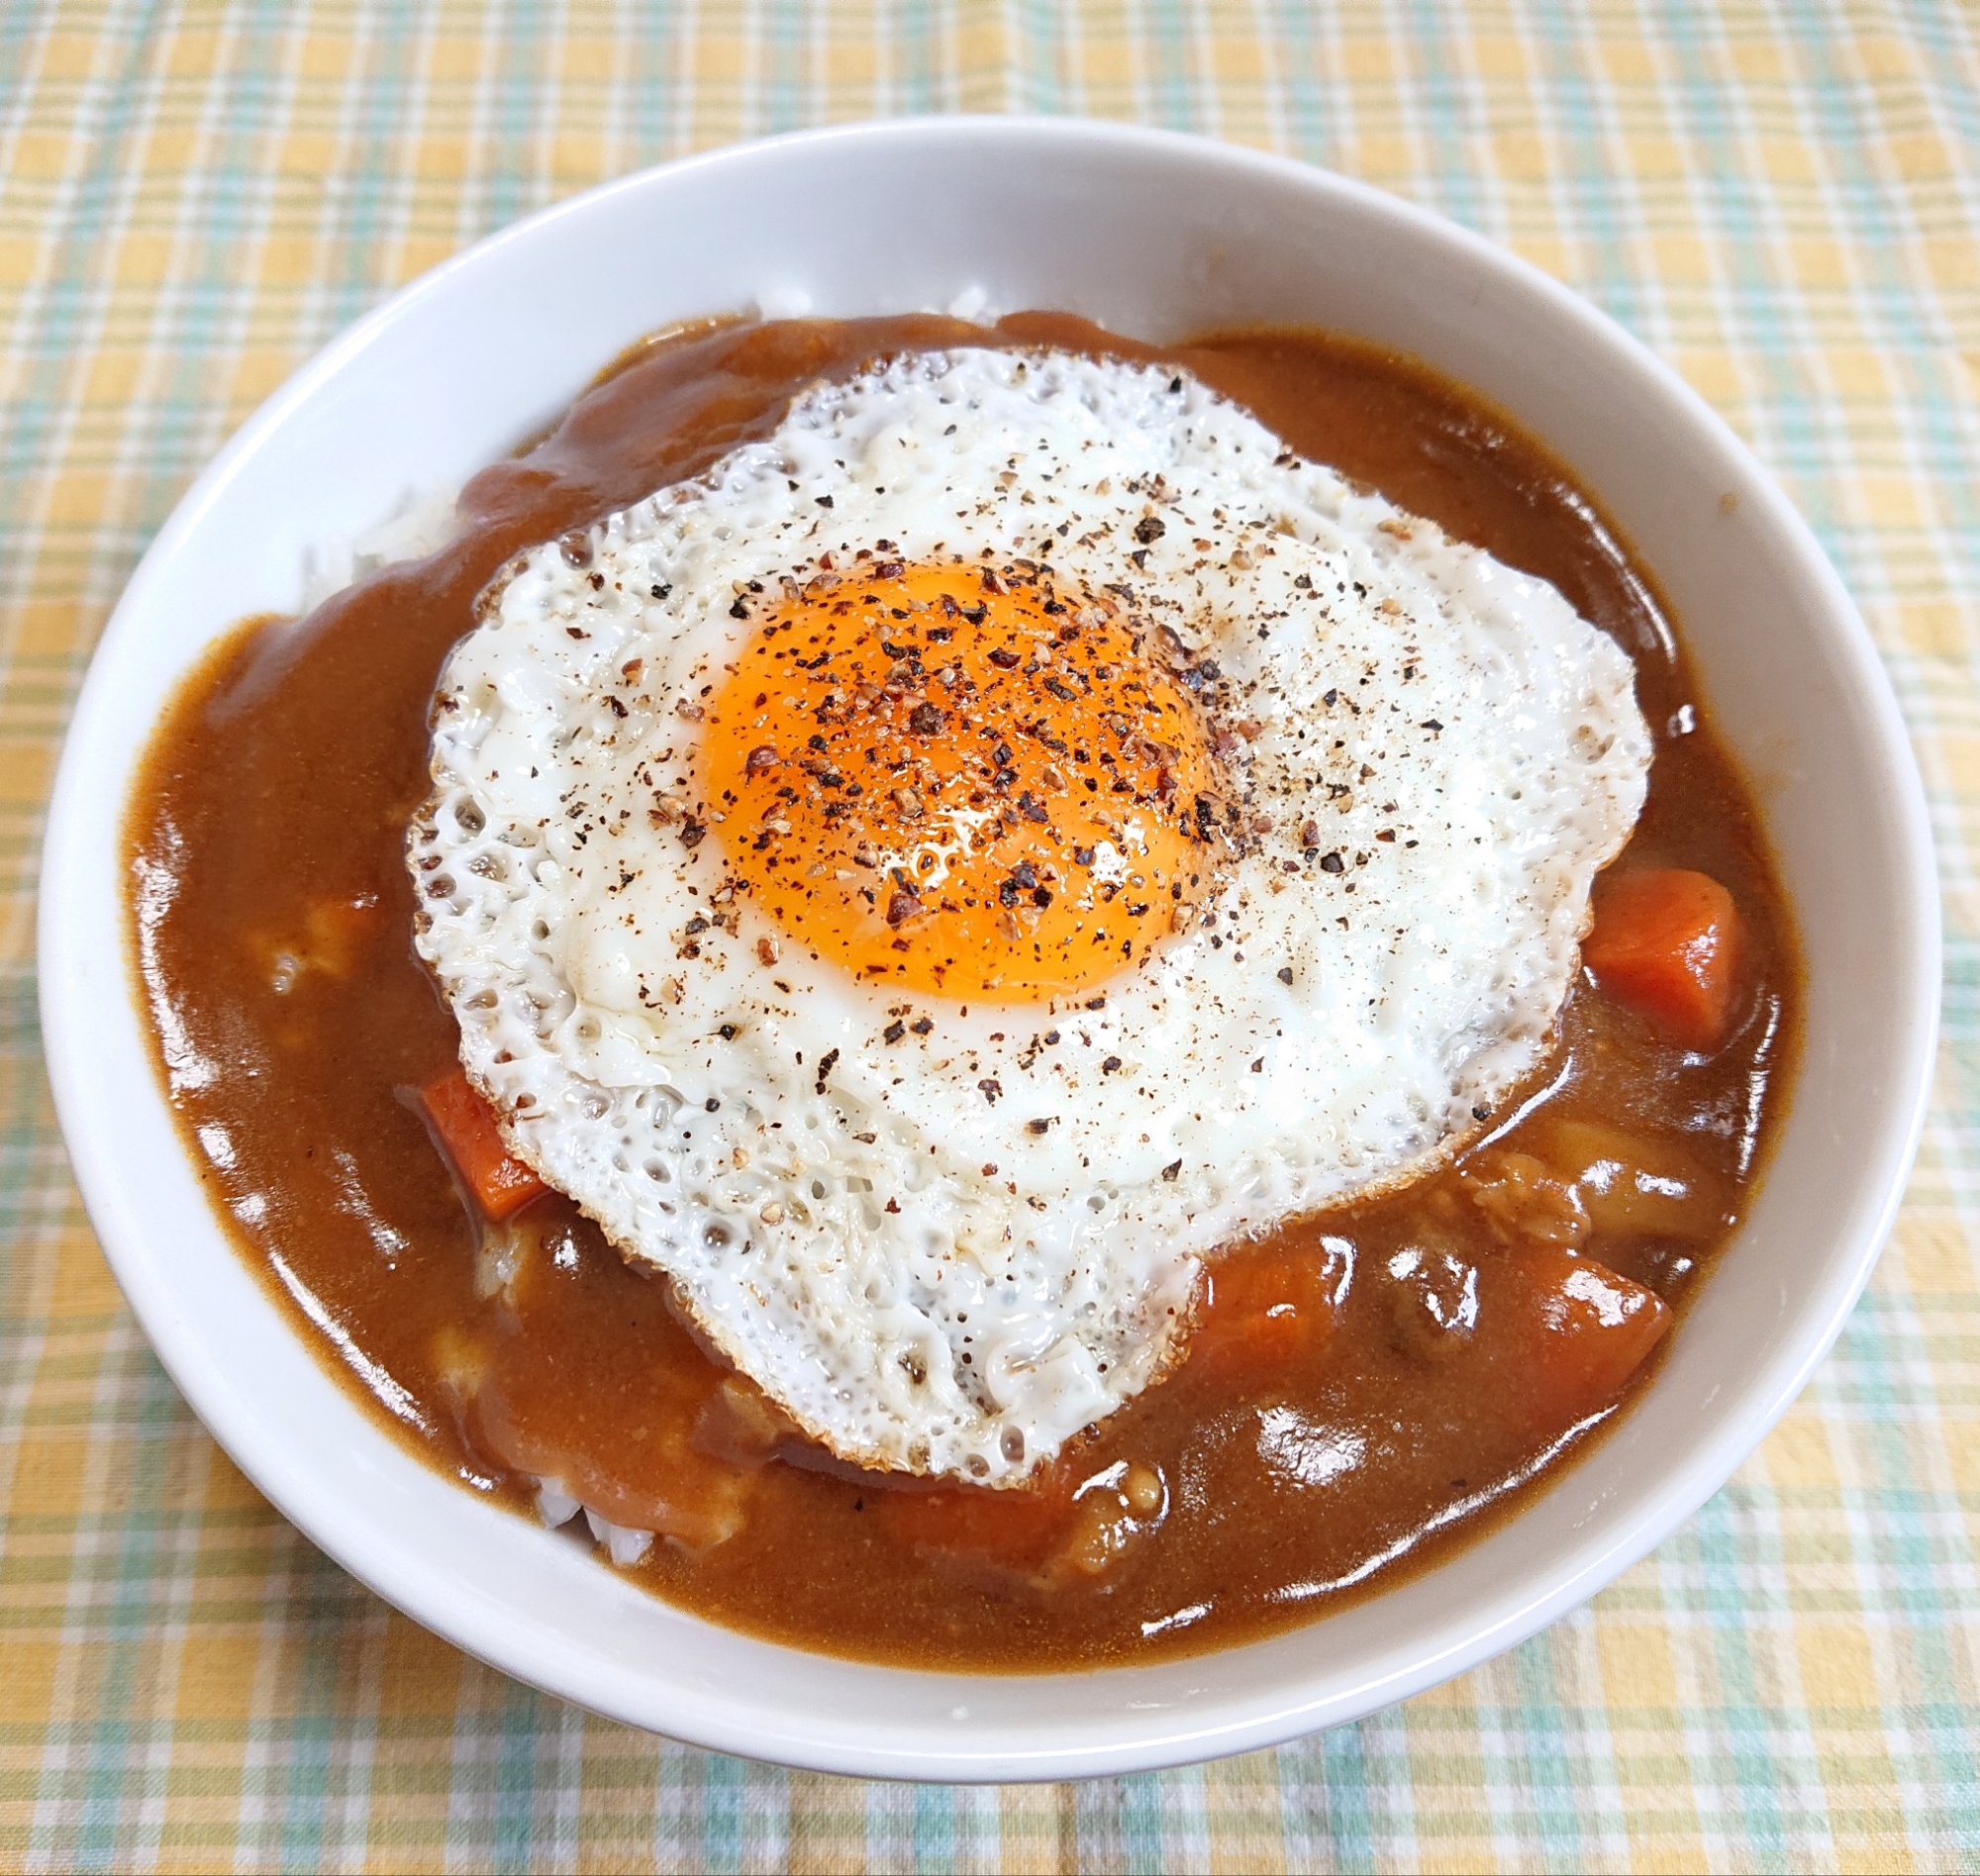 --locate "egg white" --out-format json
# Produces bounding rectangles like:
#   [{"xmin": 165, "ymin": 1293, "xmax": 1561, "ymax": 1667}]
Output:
[{"xmin": 413, "ymin": 346, "xmax": 1651, "ymax": 1483}]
